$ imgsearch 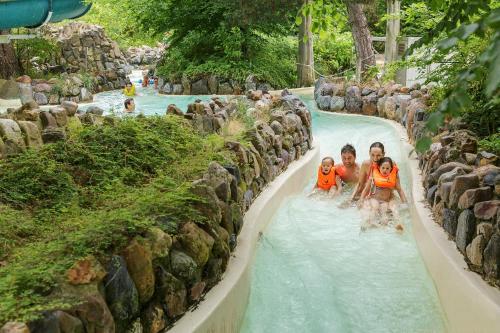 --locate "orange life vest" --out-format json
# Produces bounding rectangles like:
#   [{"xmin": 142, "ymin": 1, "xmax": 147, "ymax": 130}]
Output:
[
  {"xmin": 336, "ymin": 165, "xmax": 346, "ymax": 179},
  {"xmin": 317, "ymin": 165, "xmax": 336, "ymax": 190},
  {"xmin": 372, "ymin": 164, "xmax": 399, "ymax": 189}
]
